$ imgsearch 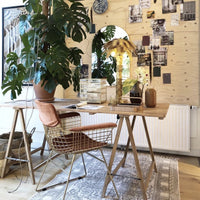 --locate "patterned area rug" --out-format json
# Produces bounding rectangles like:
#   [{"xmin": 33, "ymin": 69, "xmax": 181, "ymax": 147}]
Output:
[{"xmin": 30, "ymin": 149, "xmax": 180, "ymax": 200}]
